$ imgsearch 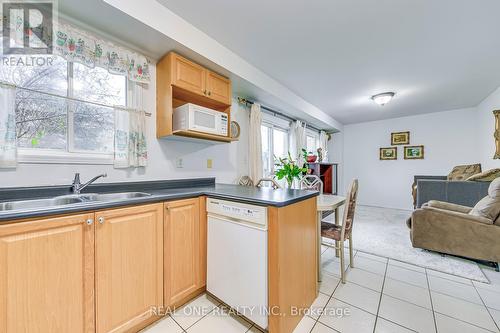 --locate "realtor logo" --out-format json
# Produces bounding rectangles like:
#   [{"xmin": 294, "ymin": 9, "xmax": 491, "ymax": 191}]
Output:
[{"xmin": 2, "ymin": 1, "xmax": 53, "ymax": 54}]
